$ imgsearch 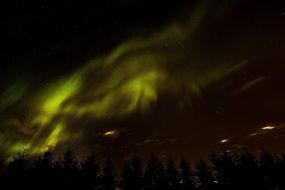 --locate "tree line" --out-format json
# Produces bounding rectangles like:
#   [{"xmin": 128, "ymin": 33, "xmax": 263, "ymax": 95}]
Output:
[{"xmin": 0, "ymin": 149, "xmax": 285, "ymax": 190}]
